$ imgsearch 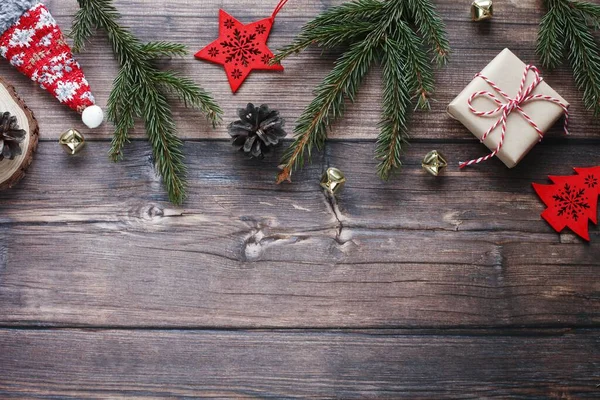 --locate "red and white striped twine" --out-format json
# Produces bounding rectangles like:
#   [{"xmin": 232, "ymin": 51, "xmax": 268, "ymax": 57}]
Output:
[{"xmin": 459, "ymin": 64, "xmax": 570, "ymax": 169}]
